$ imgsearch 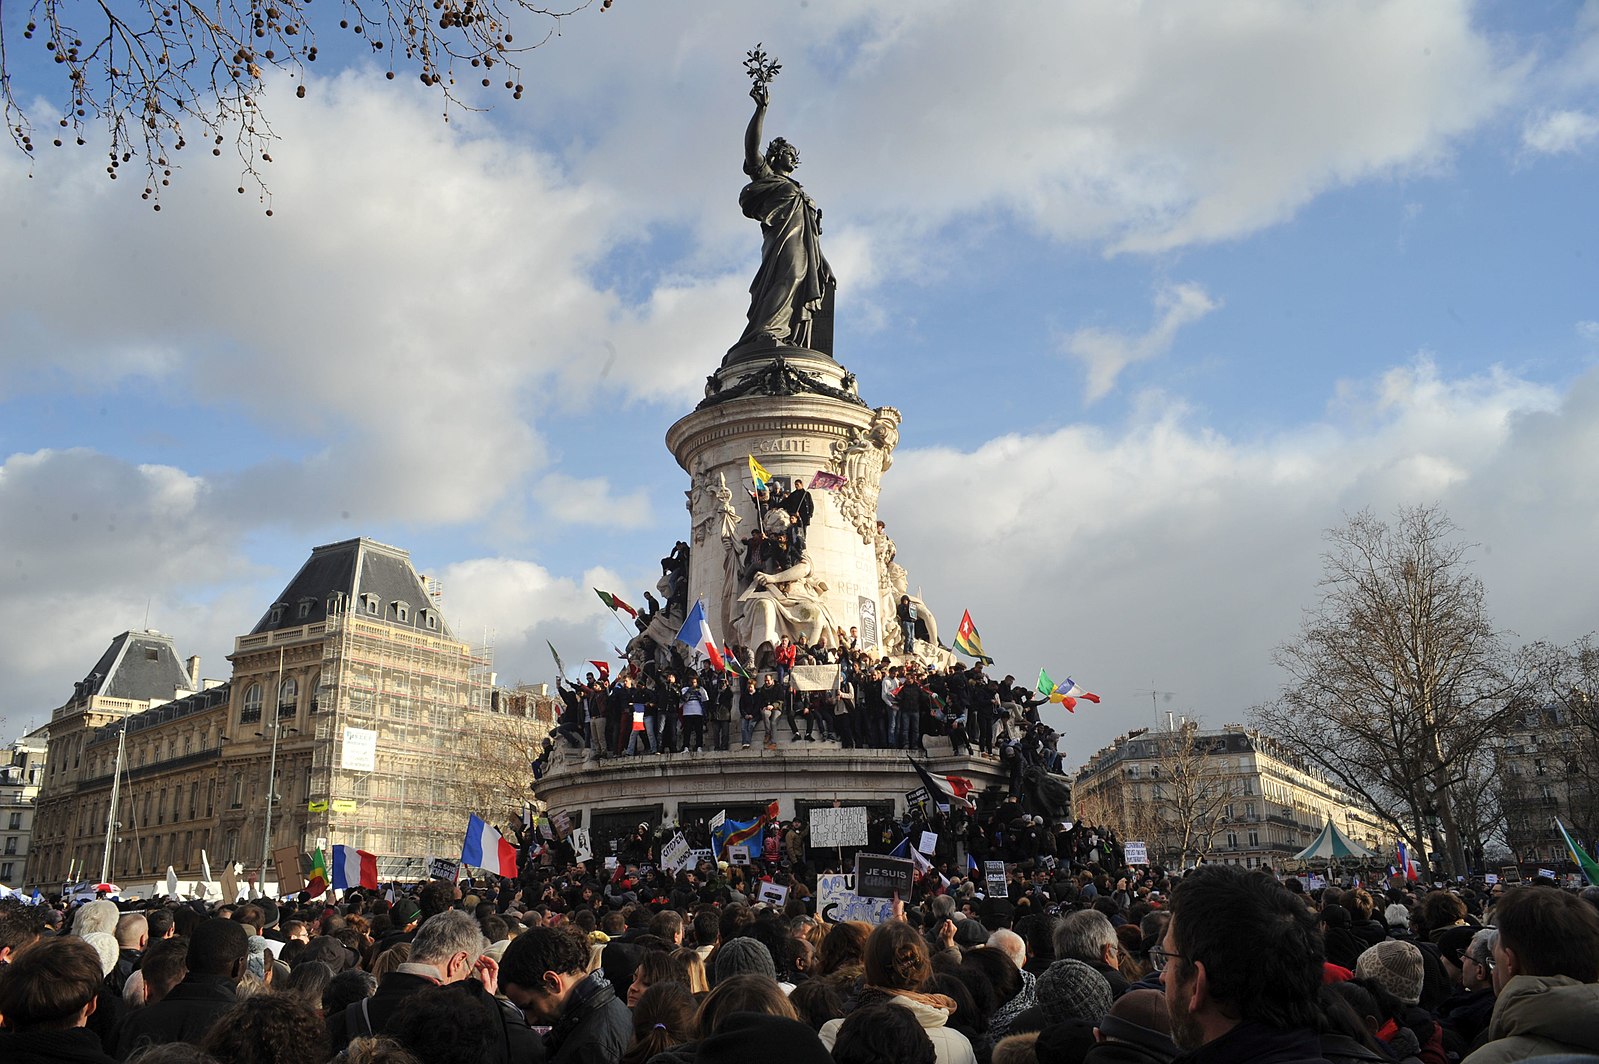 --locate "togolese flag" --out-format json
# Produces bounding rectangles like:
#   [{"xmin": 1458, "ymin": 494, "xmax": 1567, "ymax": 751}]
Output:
[
  {"xmin": 954, "ymin": 610, "xmax": 994, "ymax": 664},
  {"xmin": 595, "ymin": 589, "xmax": 637, "ymax": 618}
]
